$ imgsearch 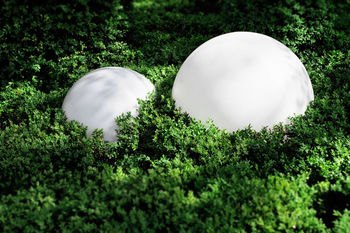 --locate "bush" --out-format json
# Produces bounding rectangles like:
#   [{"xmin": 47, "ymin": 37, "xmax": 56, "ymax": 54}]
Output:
[
  {"xmin": 1, "ymin": 0, "xmax": 349, "ymax": 231},
  {"xmin": 0, "ymin": 0, "xmax": 130, "ymax": 90}
]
